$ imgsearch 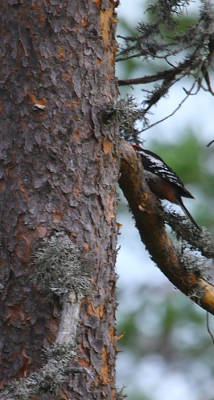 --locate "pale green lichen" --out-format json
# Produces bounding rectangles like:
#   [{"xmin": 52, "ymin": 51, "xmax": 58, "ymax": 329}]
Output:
[{"xmin": 31, "ymin": 232, "xmax": 92, "ymax": 299}]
